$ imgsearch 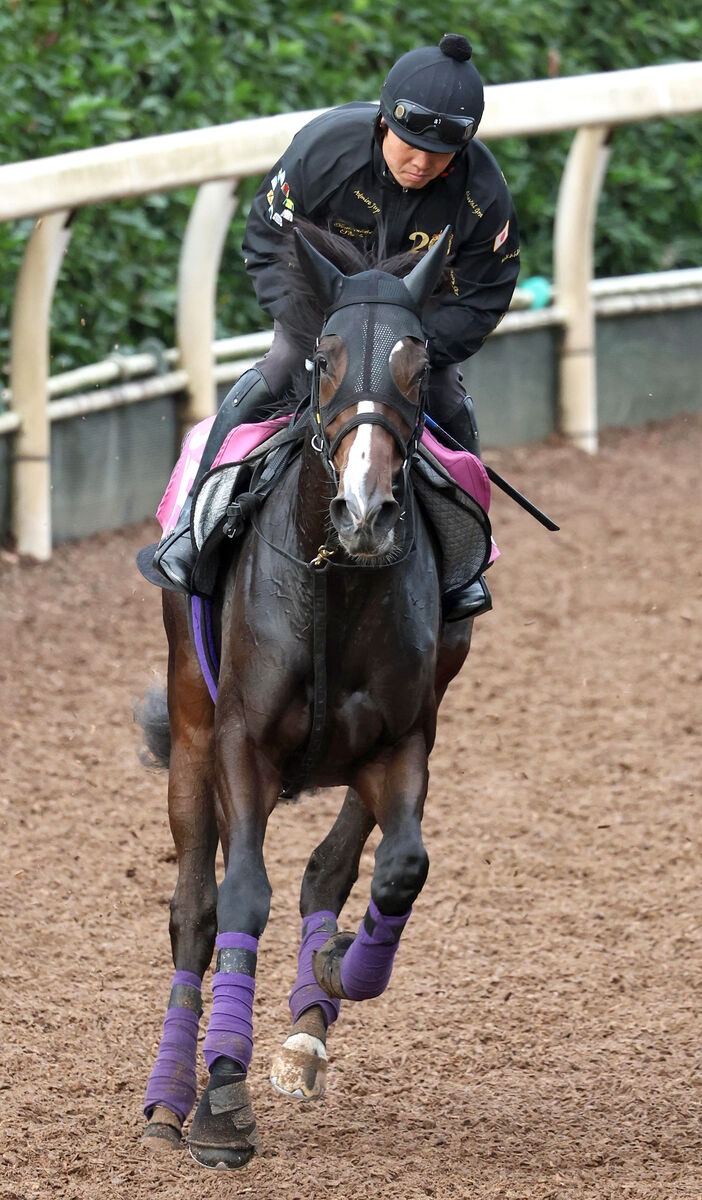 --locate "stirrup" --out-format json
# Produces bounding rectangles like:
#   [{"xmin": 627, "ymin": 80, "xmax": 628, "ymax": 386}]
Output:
[
  {"xmin": 152, "ymin": 499, "xmax": 195, "ymax": 593},
  {"xmin": 152, "ymin": 526, "xmax": 195, "ymax": 594},
  {"xmin": 151, "ymin": 369, "xmax": 276, "ymax": 594},
  {"xmin": 443, "ymin": 576, "xmax": 492, "ymax": 621}
]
